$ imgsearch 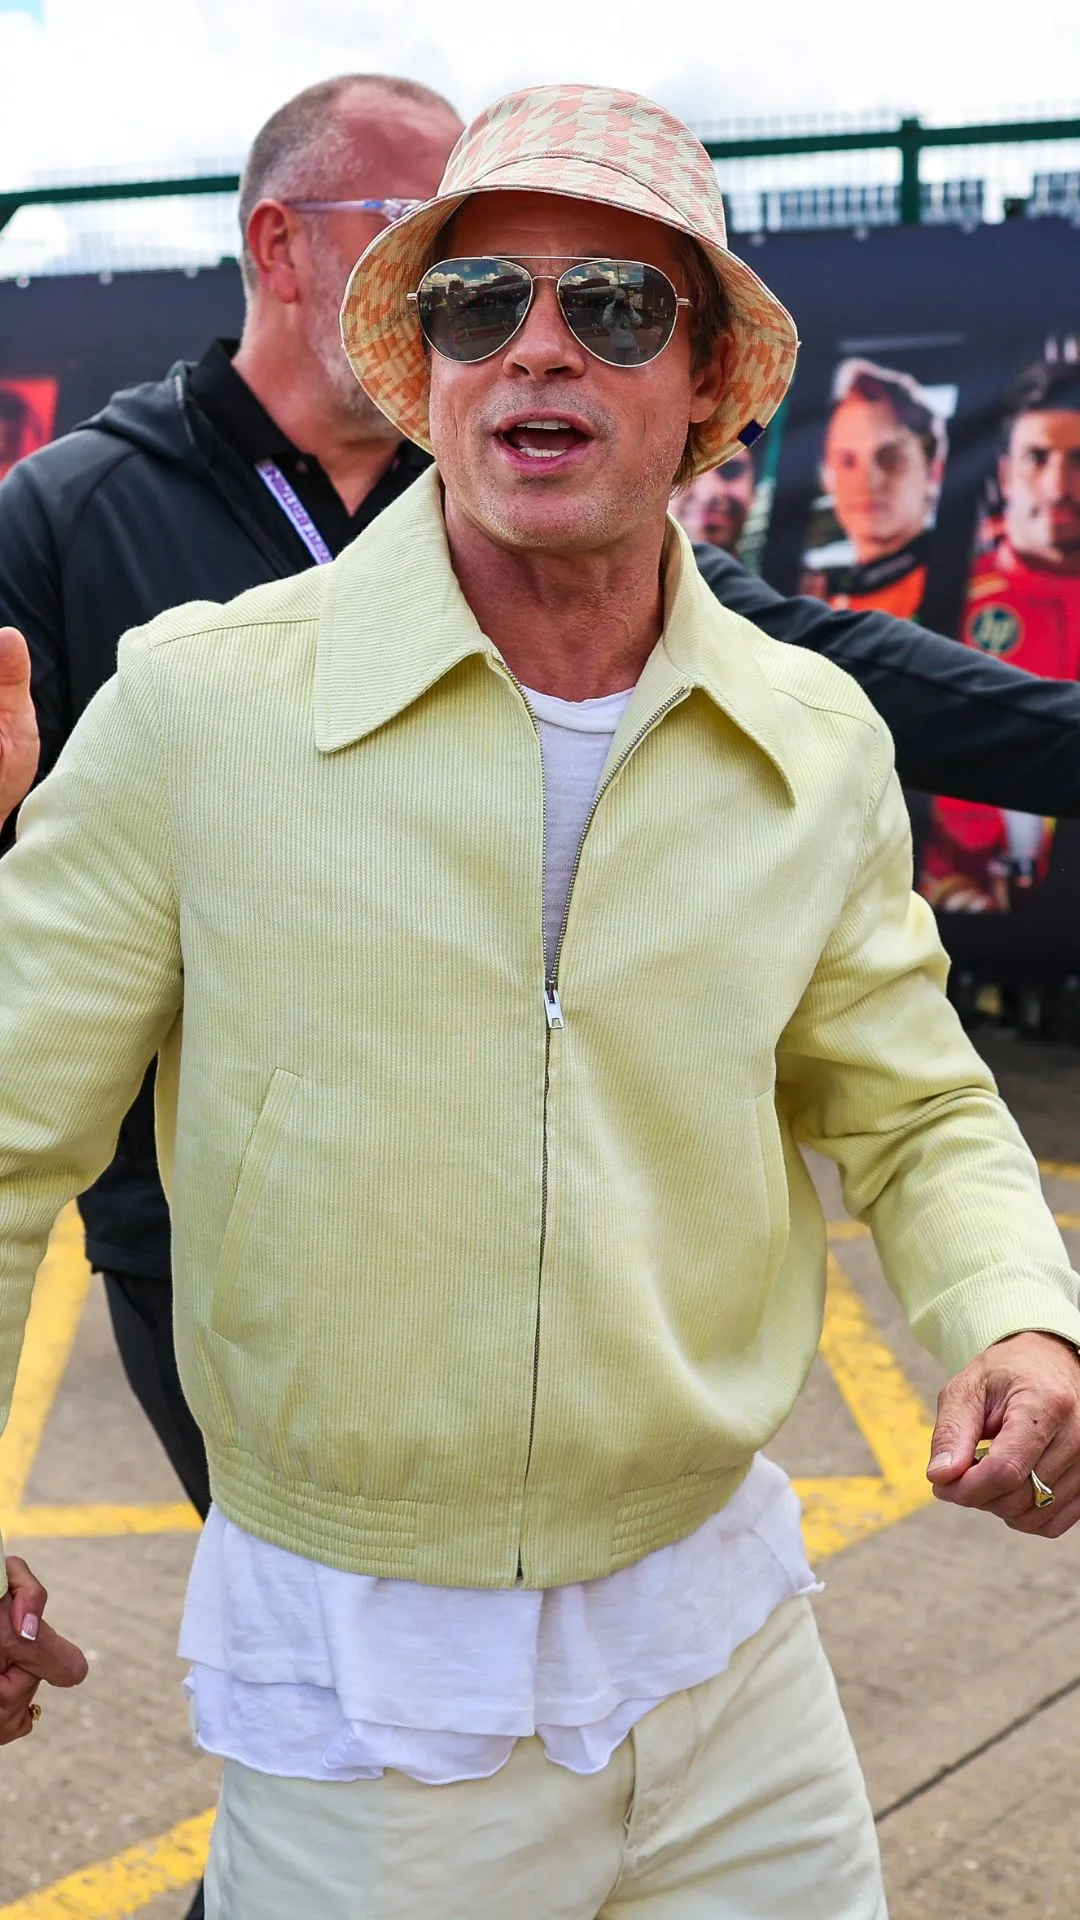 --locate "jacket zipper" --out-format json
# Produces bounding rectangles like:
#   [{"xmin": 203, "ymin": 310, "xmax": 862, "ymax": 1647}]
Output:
[
  {"xmin": 544, "ymin": 688, "xmax": 690, "ymax": 1001},
  {"xmin": 504, "ymin": 672, "xmax": 691, "ymax": 1582},
  {"xmin": 491, "ymin": 662, "xmax": 550, "ymax": 1585}
]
